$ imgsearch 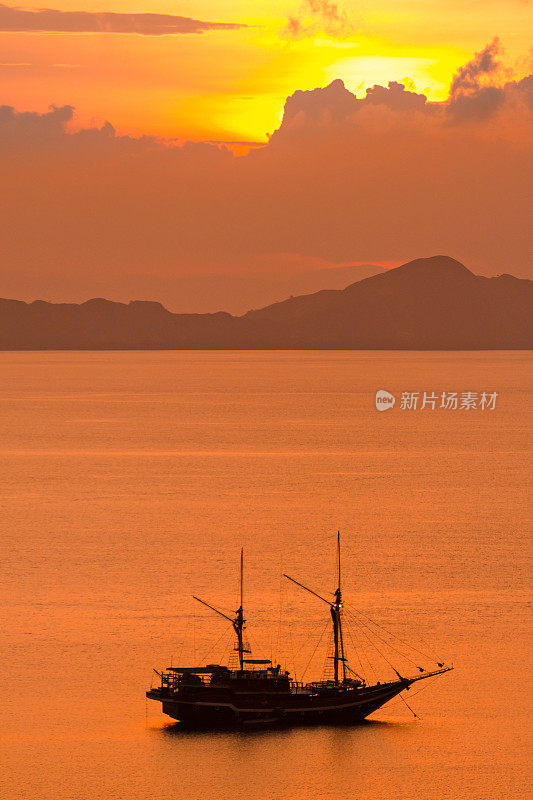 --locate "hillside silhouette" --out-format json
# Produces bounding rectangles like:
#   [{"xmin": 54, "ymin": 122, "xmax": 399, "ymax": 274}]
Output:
[{"xmin": 1, "ymin": 256, "xmax": 531, "ymax": 349}]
